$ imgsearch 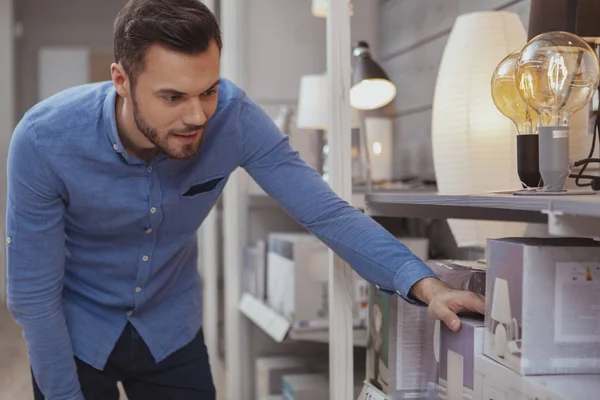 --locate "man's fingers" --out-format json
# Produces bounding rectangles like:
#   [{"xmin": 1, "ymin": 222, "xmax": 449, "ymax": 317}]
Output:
[
  {"xmin": 431, "ymin": 301, "xmax": 461, "ymax": 332},
  {"xmin": 460, "ymin": 291, "xmax": 486, "ymax": 315}
]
